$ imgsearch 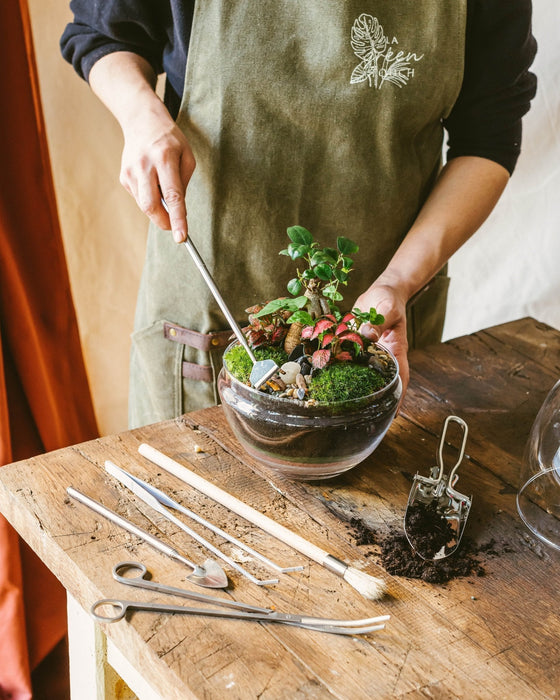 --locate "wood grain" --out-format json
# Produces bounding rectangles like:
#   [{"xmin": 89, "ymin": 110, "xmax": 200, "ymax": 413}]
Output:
[{"xmin": 0, "ymin": 317, "xmax": 558, "ymax": 698}]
